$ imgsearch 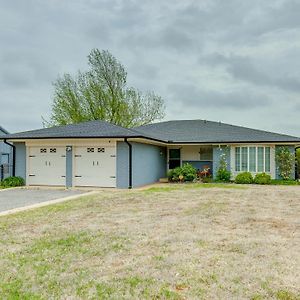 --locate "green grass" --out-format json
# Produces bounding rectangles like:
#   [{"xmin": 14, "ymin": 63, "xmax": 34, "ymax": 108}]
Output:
[
  {"xmin": 270, "ymin": 180, "xmax": 300, "ymax": 185},
  {"xmin": 144, "ymin": 180, "xmax": 300, "ymax": 193},
  {"xmin": 0, "ymin": 187, "xmax": 299, "ymax": 299},
  {"xmin": 144, "ymin": 182, "xmax": 247, "ymax": 193}
]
